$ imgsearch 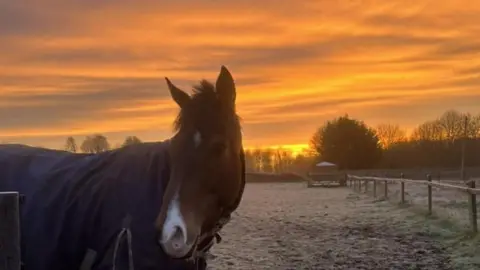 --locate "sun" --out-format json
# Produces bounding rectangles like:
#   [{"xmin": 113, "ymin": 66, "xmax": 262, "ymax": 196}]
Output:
[{"xmin": 245, "ymin": 144, "xmax": 310, "ymax": 157}]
